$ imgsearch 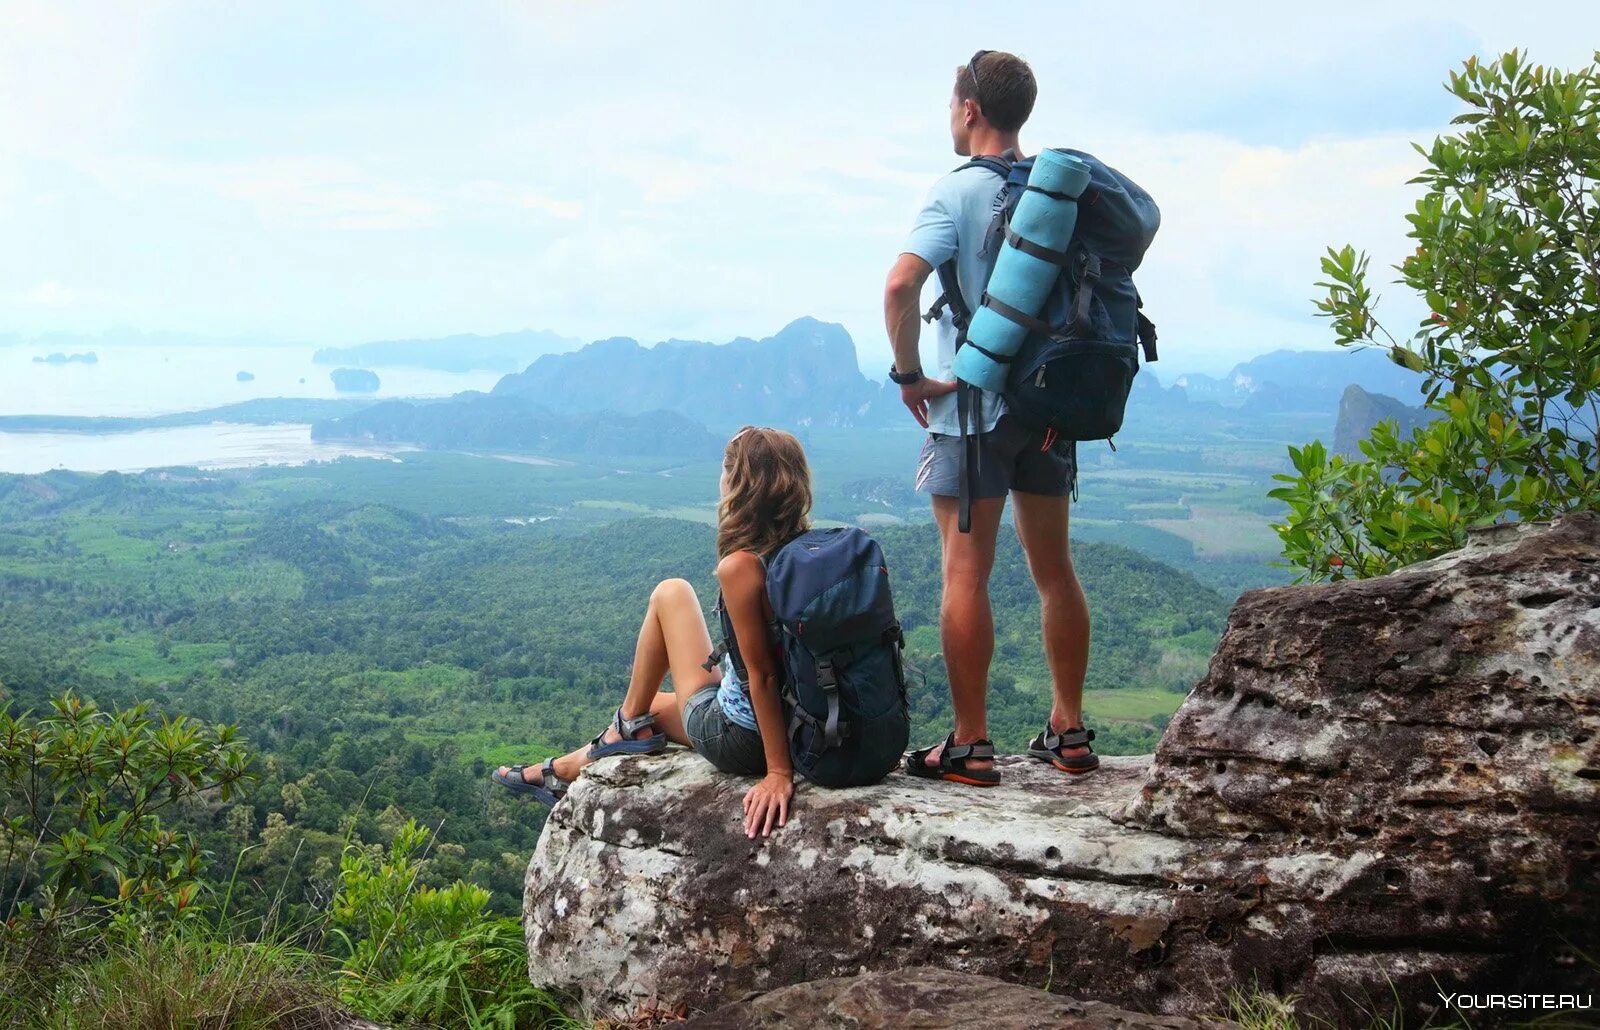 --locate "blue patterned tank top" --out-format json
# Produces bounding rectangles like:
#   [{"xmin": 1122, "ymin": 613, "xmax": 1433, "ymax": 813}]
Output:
[
  {"xmin": 710, "ymin": 582, "xmax": 780, "ymax": 734},
  {"xmin": 716, "ymin": 653, "xmax": 760, "ymax": 732}
]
